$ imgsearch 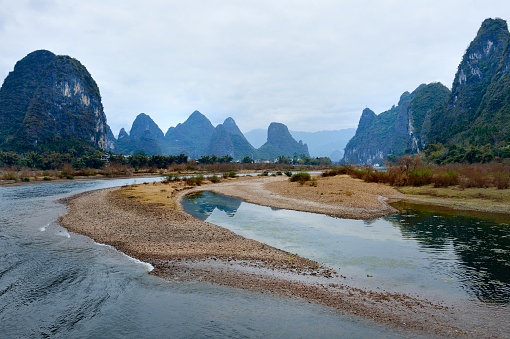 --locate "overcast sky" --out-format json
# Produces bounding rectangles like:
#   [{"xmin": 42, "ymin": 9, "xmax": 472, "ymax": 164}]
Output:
[{"xmin": 1, "ymin": 1, "xmax": 509, "ymax": 136}]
